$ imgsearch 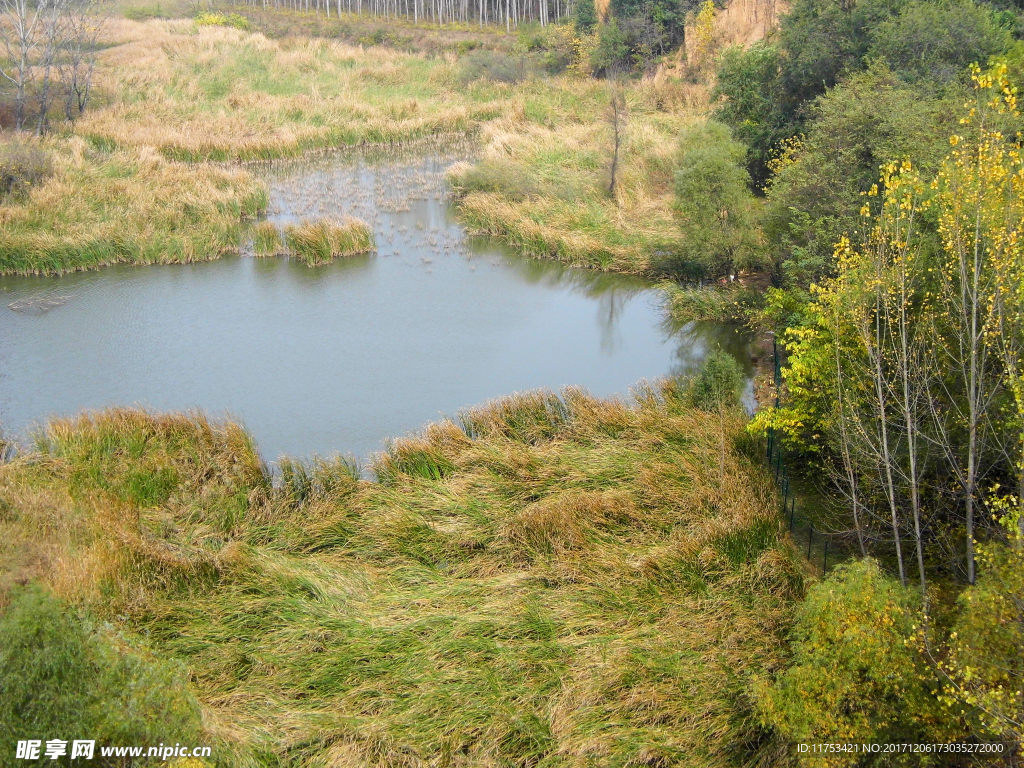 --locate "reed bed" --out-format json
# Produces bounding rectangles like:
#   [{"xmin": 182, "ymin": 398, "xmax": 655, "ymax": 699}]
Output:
[
  {"xmin": 0, "ymin": 18, "xmax": 705, "ymax": 275},
  {"xmin": 0, "ymin": 384, "xmax": 801, "ymax": 767},
  {"xmin": 0, "ymin": 136, "xmax": 267, "ymax": 275},
  {"xmin": 283, "ymin": 218, "xmax": 375, "ymax": 265},
  {"xmin": 79, "ymin": 19, "xmax": 491, "ymax": 162},
  {"xmin": 253, "ymin": 217, "xmax": 375, "ymax": 265},
  {"xmin": 448, "ymin": 107, "xmax": 694, "ymax": 275}
]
